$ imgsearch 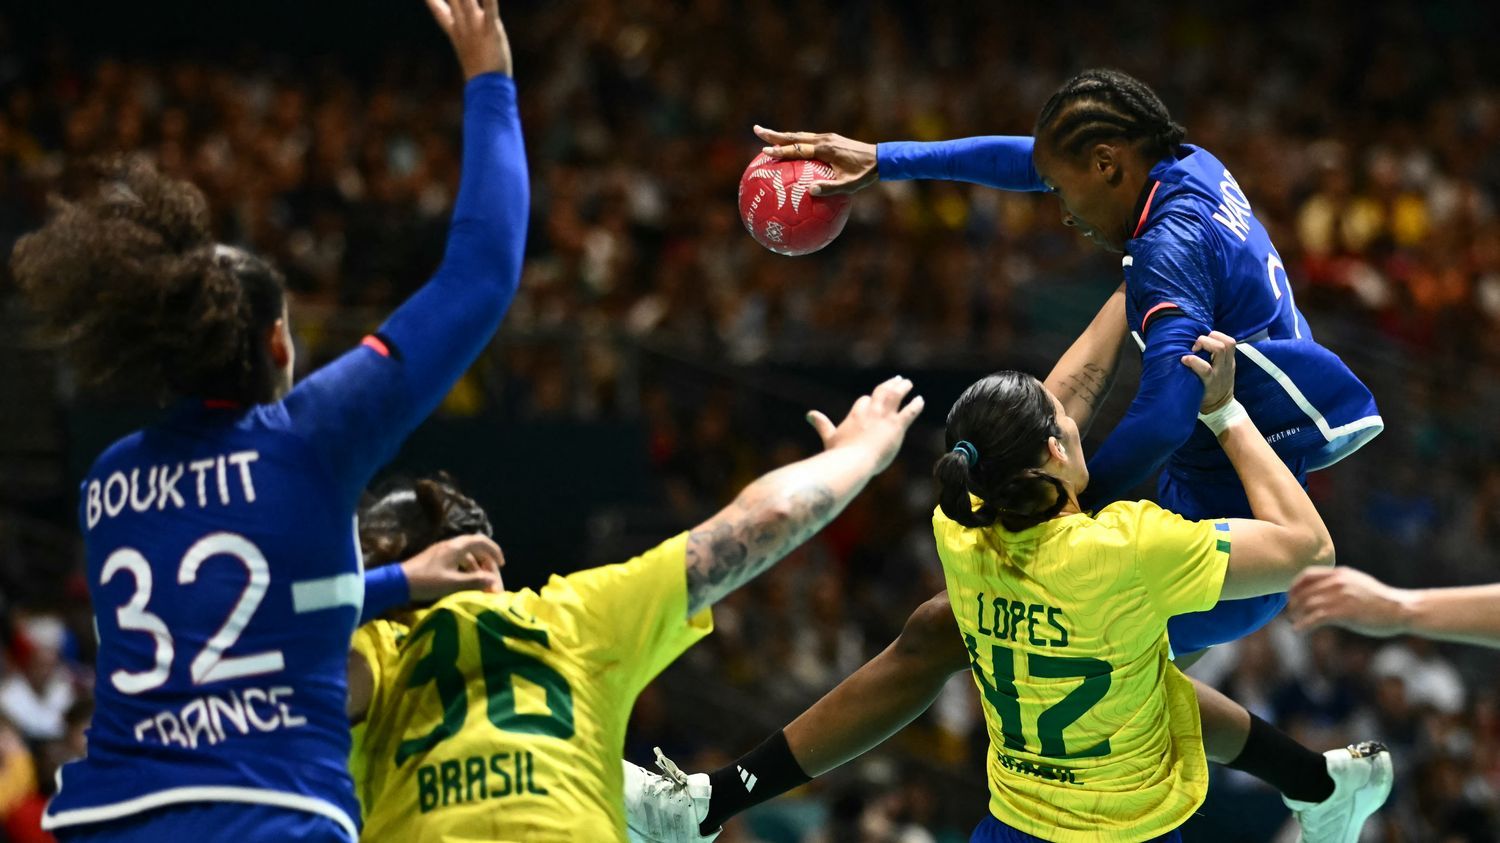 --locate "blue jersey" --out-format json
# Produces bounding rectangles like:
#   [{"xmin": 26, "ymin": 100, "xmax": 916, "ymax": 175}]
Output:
[
  {"xmin": 1116, "ymin": 146, "xmax": 1382, "ymax": 481},
  {"xmin": 879, "ymin": 137, "xmax": 1382, "ymax": 505},
  {"xmin": 43, "ymin": 73, "xmax": 529, "ymax": 840}
]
